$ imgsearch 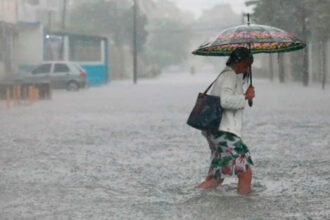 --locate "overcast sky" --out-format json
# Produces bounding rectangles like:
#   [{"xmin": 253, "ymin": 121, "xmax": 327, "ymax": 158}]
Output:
[{"xmin": 169, "ymin": 0, "xmax": 251, "ymax": 17}]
